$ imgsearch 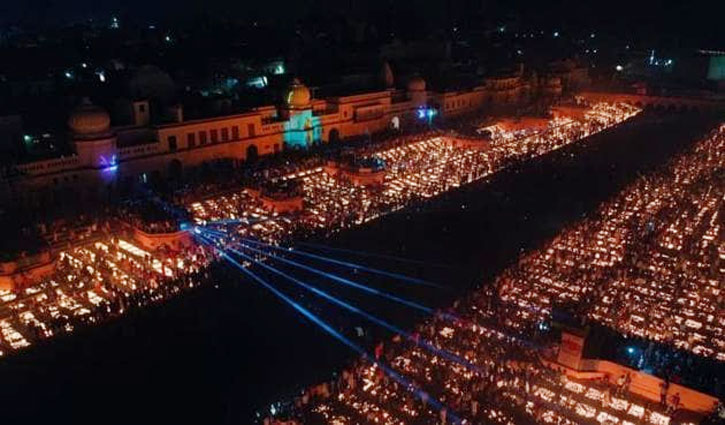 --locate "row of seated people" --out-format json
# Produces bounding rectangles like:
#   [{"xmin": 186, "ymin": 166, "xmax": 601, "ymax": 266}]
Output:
[
  {"xmin": 270, "ymin": 286, "xmax": 700, "ymax": 425},
  {"xmin": 496, "ymin": 124, "xmax": 725, "ymax": 394},
  {"xmin": 191, "ymin": 103, "xmax": 640, "ymax": 249}
]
